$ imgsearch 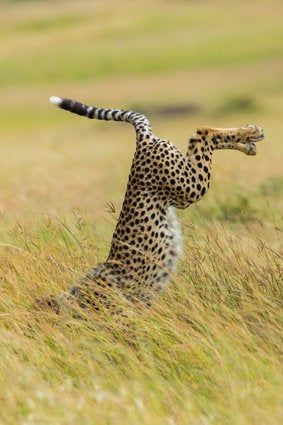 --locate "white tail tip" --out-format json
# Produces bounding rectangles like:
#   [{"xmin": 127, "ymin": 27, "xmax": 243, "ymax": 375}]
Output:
[{"xmin": 49, "ymin": 95, "xmax": 62, "ymax": 106}]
